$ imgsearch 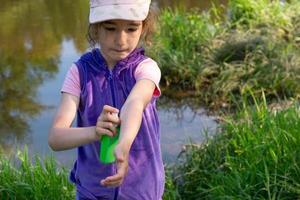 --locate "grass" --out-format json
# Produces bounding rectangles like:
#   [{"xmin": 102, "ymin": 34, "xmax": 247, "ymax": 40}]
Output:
[
  {"xmin": 228, "ymin": 0, "xmax": 292, "ymax": 28},
  {"xmin": 1, "ymin": 98, "xmax": 299, "ymax": 199},
  {"xmin": 0, "ymin": 147, "xmax": 75, "ymax": 200},
  {"xmin": 165, "ymin": 95, "xmax": 300, "ymax": 199},
  {"xmin": 148, "ymin": 0, "xmax": 300, "ymax": 109},
  {"xmin": 148, "ymin": 7, "xmax": 221, "ymax": 91}
]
